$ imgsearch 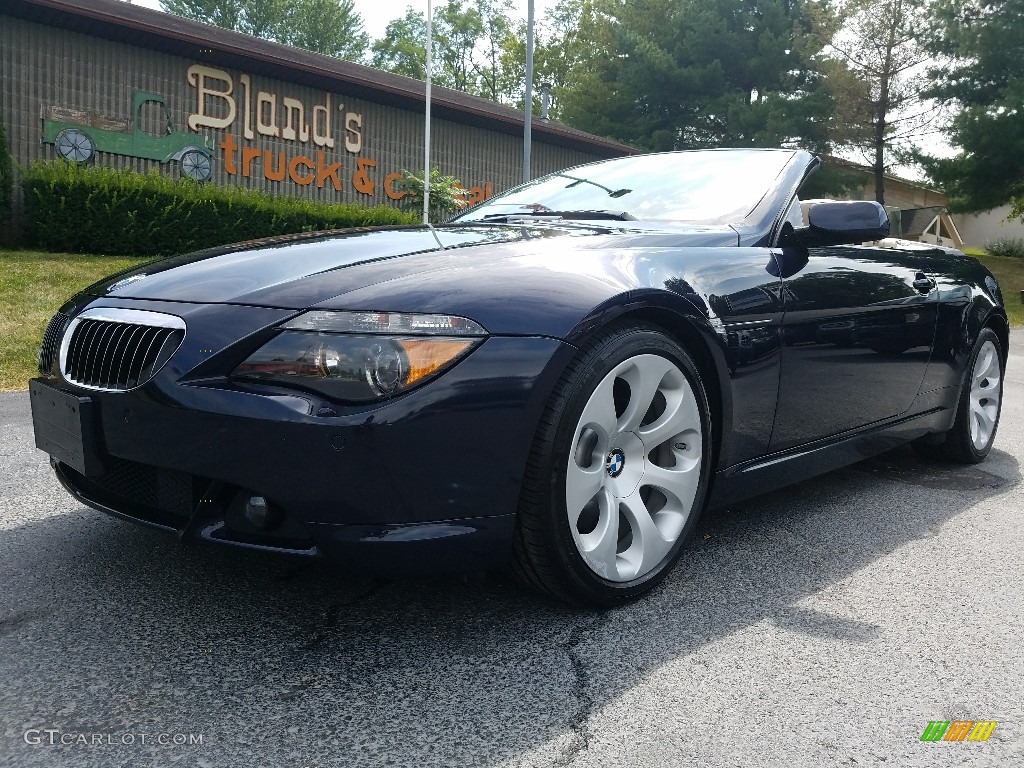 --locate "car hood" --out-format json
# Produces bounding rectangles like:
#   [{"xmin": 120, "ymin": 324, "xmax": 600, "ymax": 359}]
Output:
[{"xmin": 84, "ymin": 223, "xmax": 739, "ymax": 309}]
